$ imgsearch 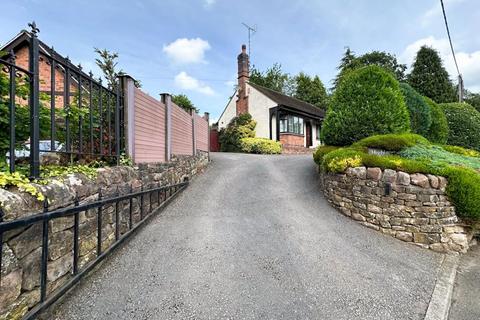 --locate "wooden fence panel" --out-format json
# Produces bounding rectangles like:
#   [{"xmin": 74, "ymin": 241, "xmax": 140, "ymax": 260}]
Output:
[{"xmin": 133, "ymin": 88, "xmax": 166, "ymax": 163}]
